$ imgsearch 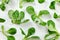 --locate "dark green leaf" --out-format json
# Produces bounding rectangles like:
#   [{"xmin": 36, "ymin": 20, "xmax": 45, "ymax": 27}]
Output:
[
  {"xmin": 26, "ymin": 27, "xmax": 35, "ymax": 37},
  {"xmin": 7, "ymin": 36, "xmax": 15, "ymax": 40},
  {"xmin": 7, "ymin": 28, "xmax": 17, "ymax": 35},
  {"xmin": 0, "ymin": 18, "xmax": 5, "ymax": 23},
  {"xmin": 25, "ymin": 0, "xmax": 34, "ymax": 2},
  {"xmin": 38, "ymin": 0, "xmax": 45, "ymax": 3},
  {"xmin": 0, "ymin": 3, "xmax": 6, "ymax": 11},
  {"xmin": 53, "ymin": 13, "xmax": 58, "ymax": 19},
  {"xmin": 20, "ymin": 28, "xmax": 26, "ymax": 35},
  {"xmin": 49, "ymin": 1, "xmax": 55, "ymax": 9}
]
